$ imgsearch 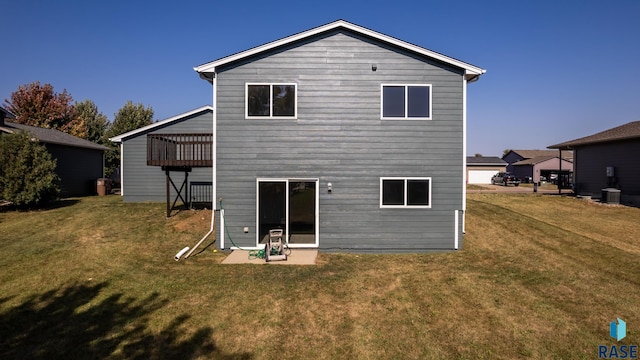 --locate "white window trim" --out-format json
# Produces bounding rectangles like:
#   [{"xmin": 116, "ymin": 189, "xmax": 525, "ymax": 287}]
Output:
[
  {"xmin": 379, "ymin": 177, "xmax": 432, "ymax": 208},
  {"xmin": 245, "ymin": 83, "xmax": 298, "ymax": 119},
  {"xmin": 380, "ymin": 84, "xmax": 432, "ymax": 120}
]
